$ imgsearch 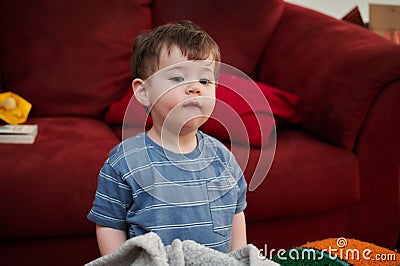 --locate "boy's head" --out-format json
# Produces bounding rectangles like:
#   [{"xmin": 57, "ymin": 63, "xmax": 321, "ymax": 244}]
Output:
[
  {"xmin": 131, "ymin": 21, "xmax": 221, "ymax": 134},
  {"xmin": 131, "ymin": 20, "xmax": 220, "ymax": 80}
]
